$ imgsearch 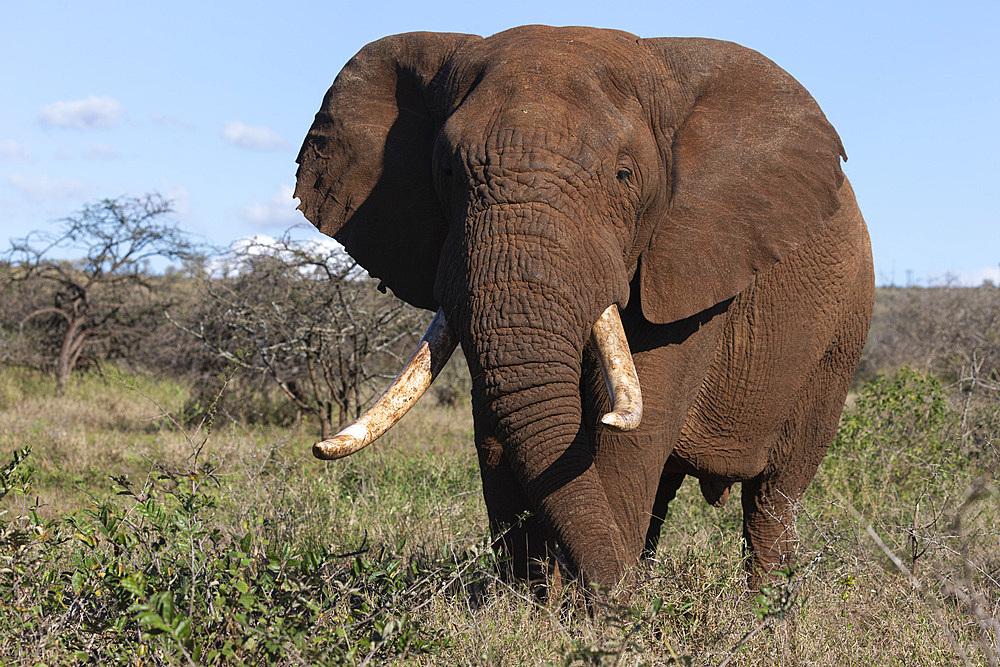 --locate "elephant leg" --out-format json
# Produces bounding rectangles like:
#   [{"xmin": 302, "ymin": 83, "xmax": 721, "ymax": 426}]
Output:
[
  {"xmin": 741, "ymin": 327, "xmax": 864, "ymax": 588},
  {"xmin": 741, "ymin": 472, "xmax": 798, "ymax": 589},
  {"xmin": 642, "ymin": 471, "xmax": 685, "ymax": 558}
]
